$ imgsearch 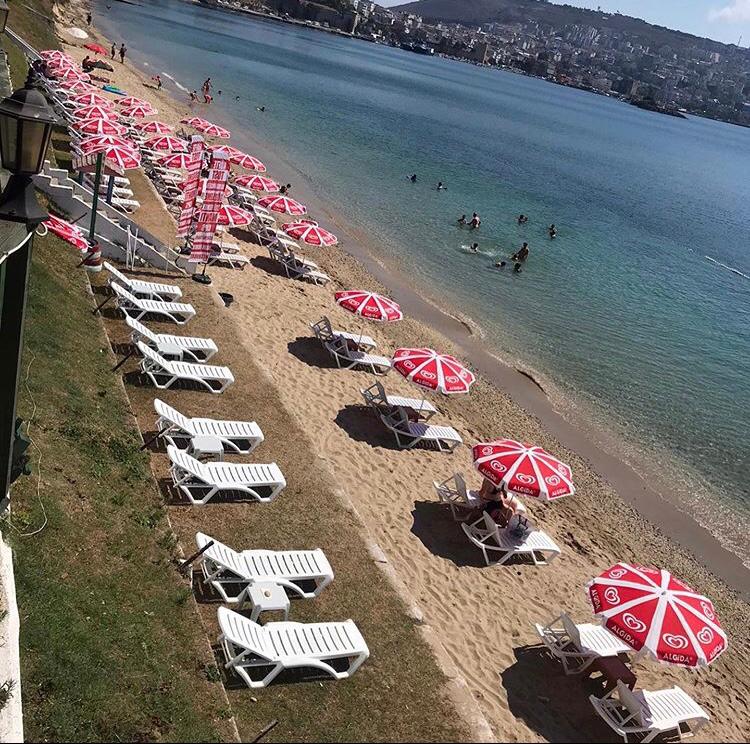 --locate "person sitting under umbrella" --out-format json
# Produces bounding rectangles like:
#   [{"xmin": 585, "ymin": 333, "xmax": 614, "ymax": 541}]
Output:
[{"xmin": 475, "ymin": 479, "xmax": 525, "ymax": 528}]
